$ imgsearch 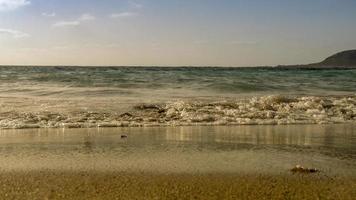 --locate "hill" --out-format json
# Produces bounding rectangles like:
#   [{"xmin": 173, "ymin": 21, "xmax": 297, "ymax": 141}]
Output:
[
  {"xmin": 315, "ymin": 50, "xmax": 356, "ymax": 67},
  {"xmin": 278, "ymin": 50, "xmax": 356, "ymax": 68}
]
